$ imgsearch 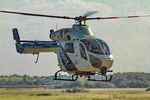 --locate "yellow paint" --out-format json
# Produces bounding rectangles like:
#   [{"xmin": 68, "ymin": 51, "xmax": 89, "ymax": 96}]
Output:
[{"xmin": 23, "ymin": 48, "xmax": 57, "ymax": 54}]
